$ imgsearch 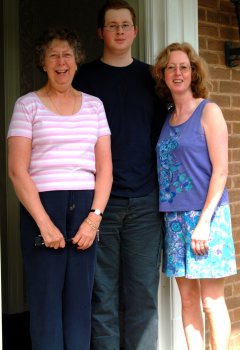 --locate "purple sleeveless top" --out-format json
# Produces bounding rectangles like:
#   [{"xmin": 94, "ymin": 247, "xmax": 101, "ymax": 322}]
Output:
[{"xmin": 156, "ymin": 99, "xmax": 229, "ymax": 212}]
